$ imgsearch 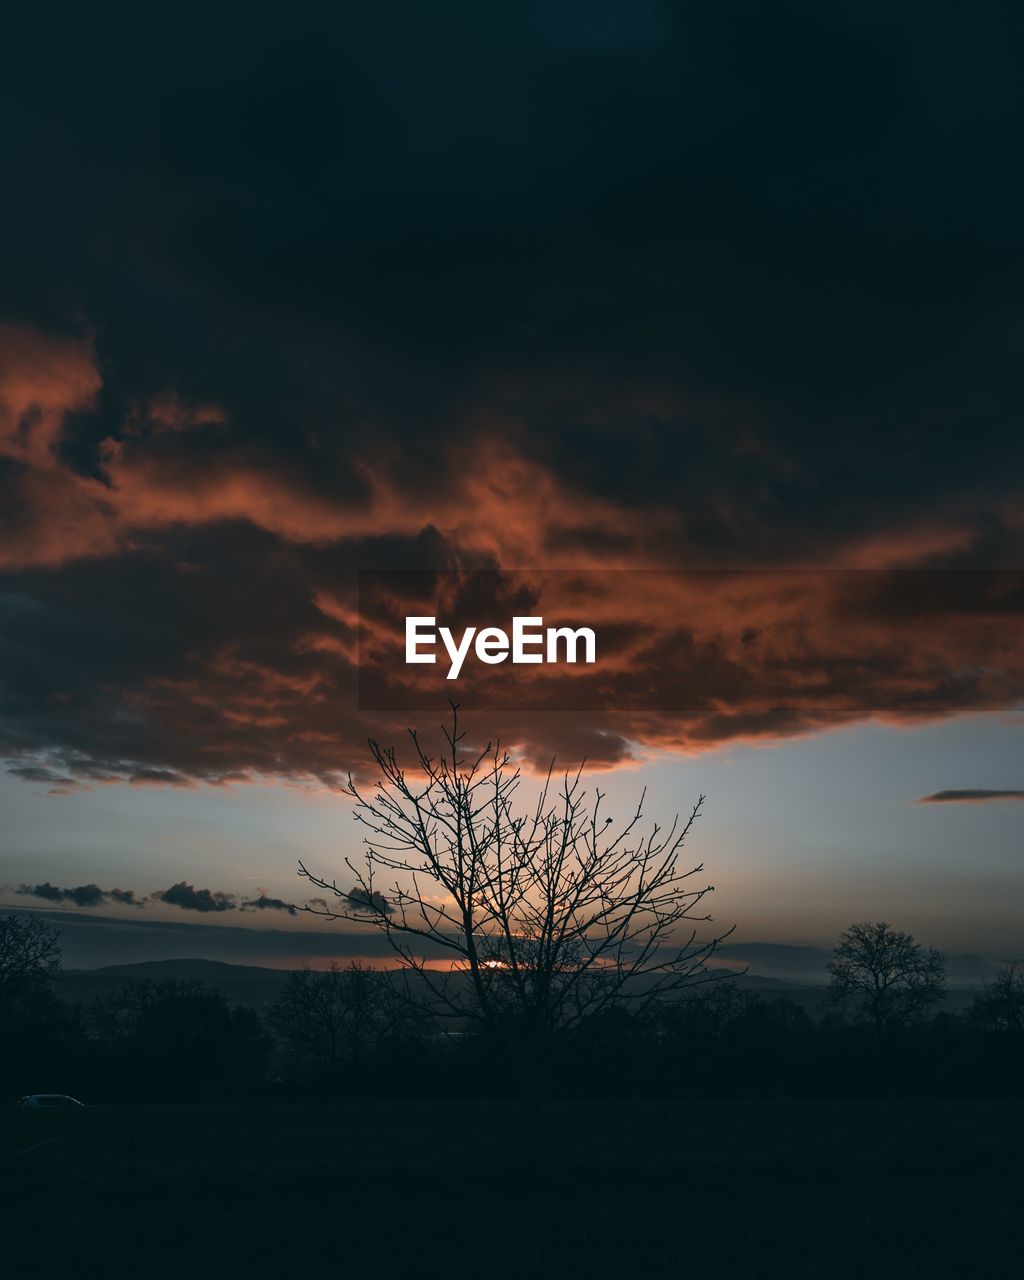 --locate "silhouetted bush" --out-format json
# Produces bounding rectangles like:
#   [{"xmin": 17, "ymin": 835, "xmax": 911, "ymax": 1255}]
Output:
[
  {"xmin": 4, "ymin": 970, "xmax": 1022, "ymax": 1105},
  {"xmin": 0, "ymin": 984, "xmax": 92, "ymax": 1099},
  {"xmin": 88, "ymin": 979, "xmax": 272, "ymax": 1100},
  {"xmin": 267, "ymin": 963, "xmax": 431, "ymax": 1093}
]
